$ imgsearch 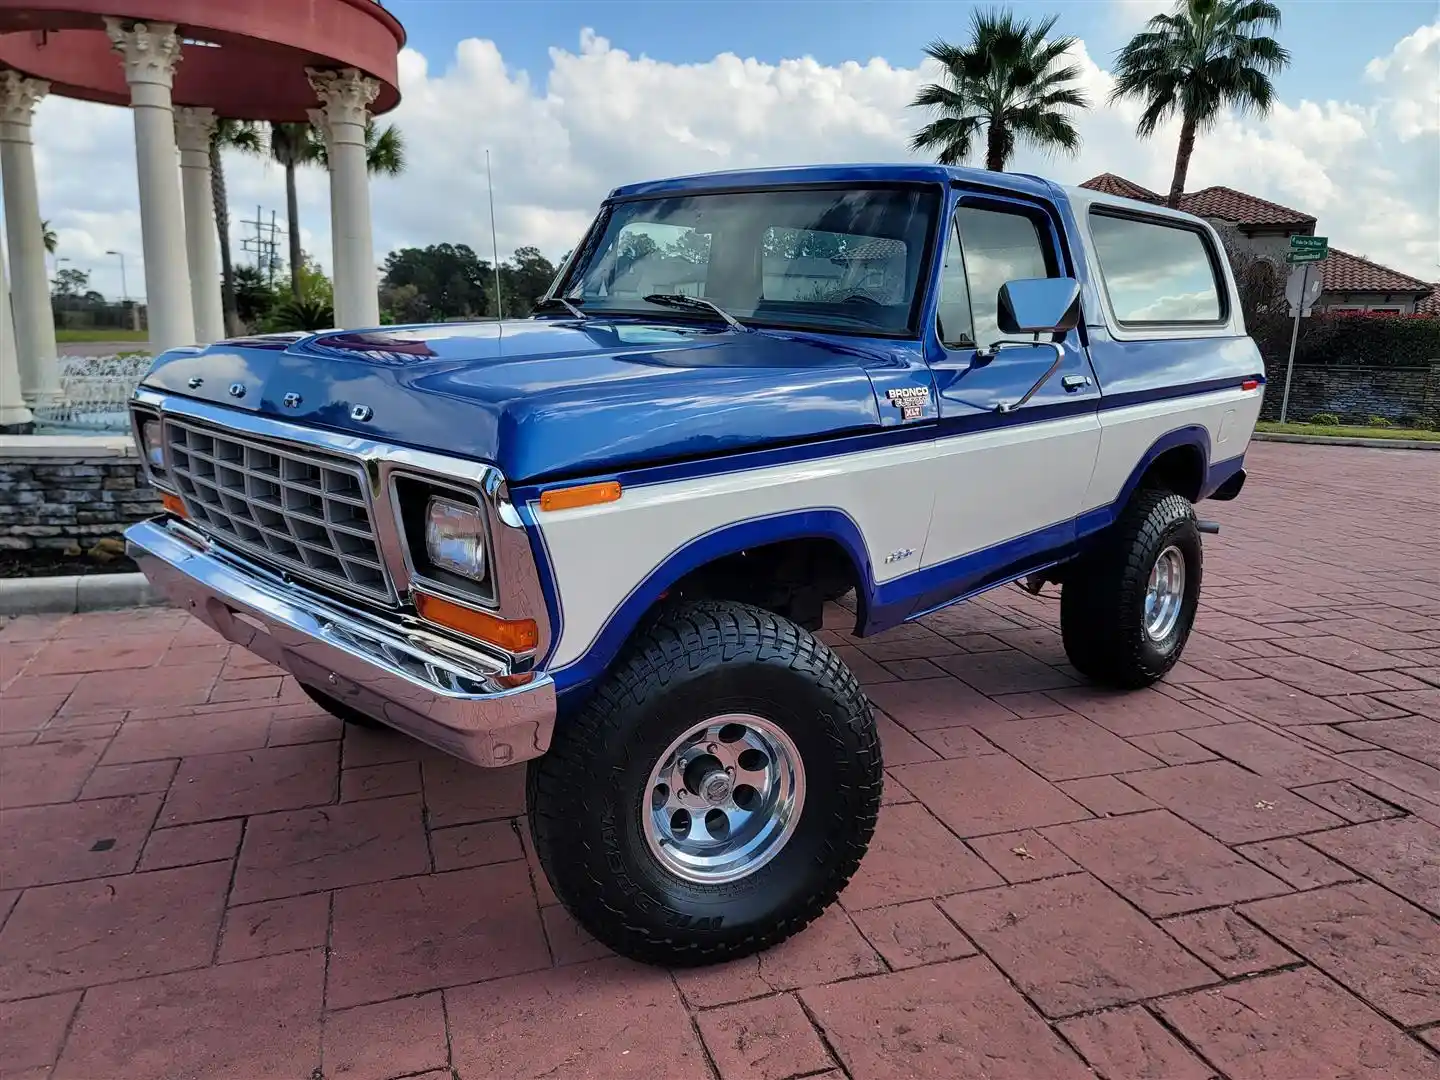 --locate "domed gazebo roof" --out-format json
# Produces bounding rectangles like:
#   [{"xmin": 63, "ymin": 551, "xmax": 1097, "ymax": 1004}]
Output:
[{"xmin": 0, "ymin": 0, "xmax": 405, "ymax": 119}]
